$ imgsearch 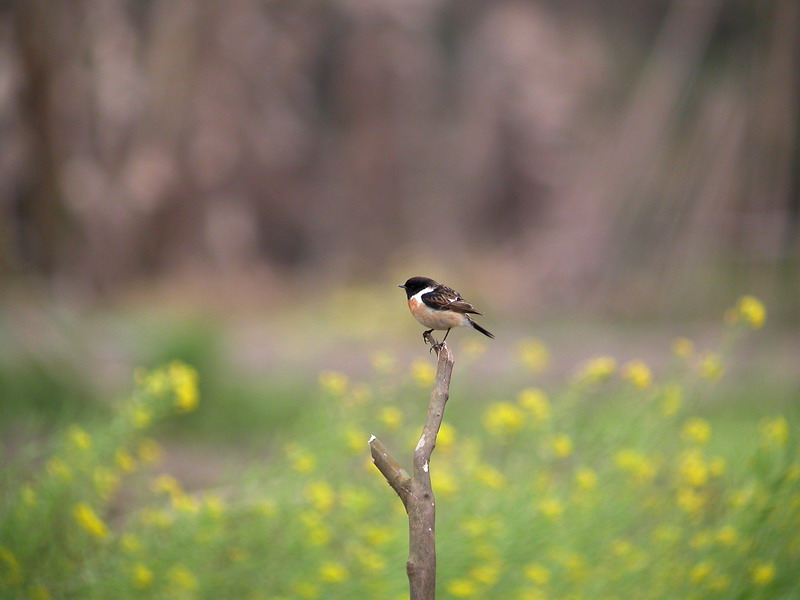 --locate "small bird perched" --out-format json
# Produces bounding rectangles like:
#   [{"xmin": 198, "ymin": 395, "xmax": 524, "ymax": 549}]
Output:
[{"xmin": 399, "ymin": 276, "xmax": 495, "ymax": 346}]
